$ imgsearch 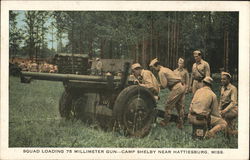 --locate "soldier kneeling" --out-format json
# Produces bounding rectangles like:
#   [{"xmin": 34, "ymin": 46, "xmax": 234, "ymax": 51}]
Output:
[
  {"xmin": 188, "ymin": 76, "xmax": 227, "ymax": 139},
  {"xmin": 219, "ymin": 72, "xmax": 238, "ymax": 136}
]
